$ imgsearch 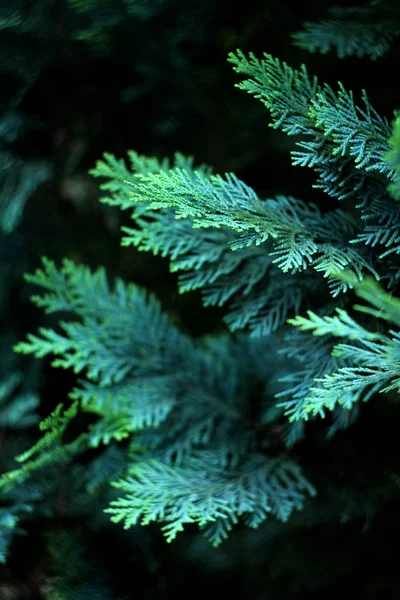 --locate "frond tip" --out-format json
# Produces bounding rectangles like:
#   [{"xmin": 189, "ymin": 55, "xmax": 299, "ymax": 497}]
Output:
[{"xmin": 106, "ymin": 452, "xmax": 316, "ymax": 546}]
